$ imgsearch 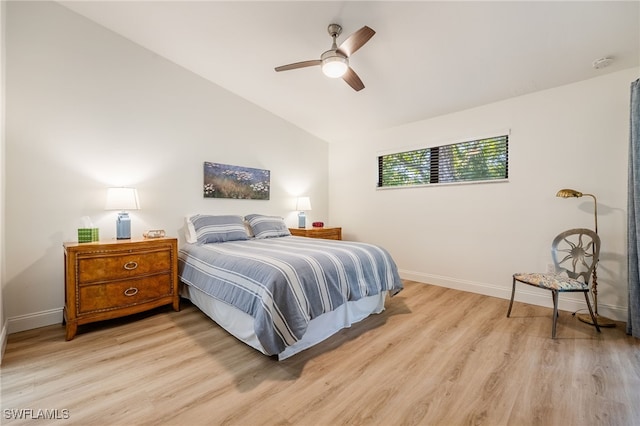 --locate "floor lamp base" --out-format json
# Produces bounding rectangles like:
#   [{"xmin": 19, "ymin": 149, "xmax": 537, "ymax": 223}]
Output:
[{"xmin": 577, "ymin": 313, "xmax": 617, "ymax": 328}]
